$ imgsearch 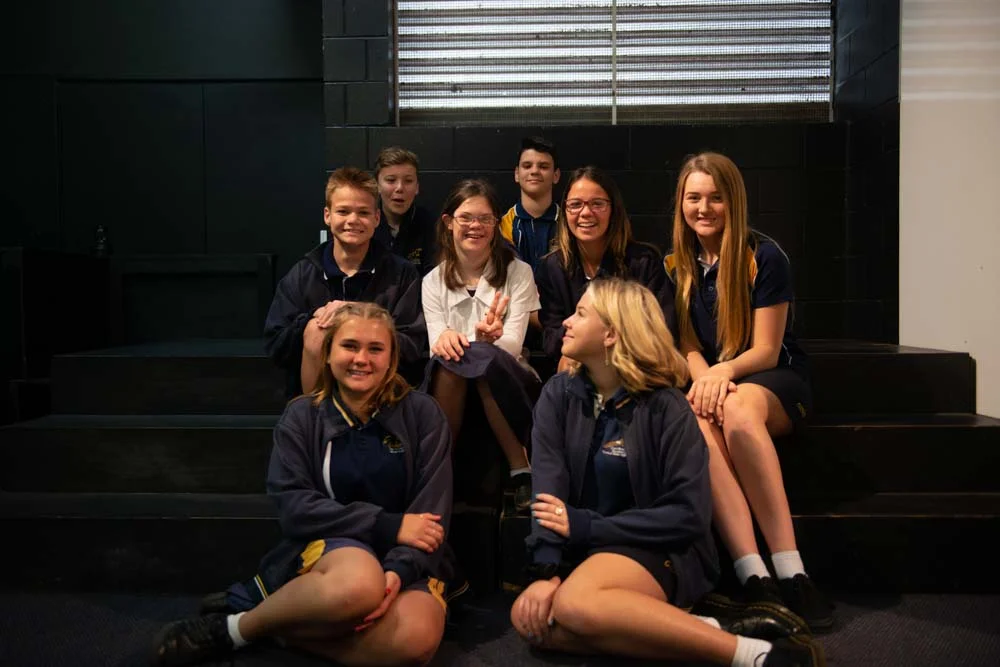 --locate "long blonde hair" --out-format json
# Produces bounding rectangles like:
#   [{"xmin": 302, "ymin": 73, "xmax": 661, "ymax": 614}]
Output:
[
  {"xmin": 671, "ymin": 152, "xmax": 752, "ymax": 362},
  {"xmin": 570, "ymin": 277, "xmax": 689, "ymax": 392},
  {"xmin": 311, "ymin": 302, "xmax": 410, "ymax": 413}
]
